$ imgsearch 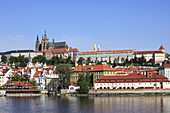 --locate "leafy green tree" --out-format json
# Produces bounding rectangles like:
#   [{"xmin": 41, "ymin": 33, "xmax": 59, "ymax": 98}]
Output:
[
  {"xmin": 77, "ymin": 57, "xmax": 84, "ymax": 65},
  {"xmin": 29, "ymin": 78, "xmax": 38, "ymax": 86},
  {"xmin": 121, "ymin": 57, "xmax": 125, "ymax": 63},
  {"xmin": 1, "ymin": 55, "xmax": 7, "ymax": 63},
  {"xmin": 56, "ymin": 64, "xmax": 71, "ymax": 88},
  {"xmin": 77, "ymin": 73, "xmax": 89, "ymax": 94},
  {"xmin": 32, "ymin": 55, "xmax": 46, "ymax": 63},
  {"xmin": 22, "ymin": 74, "xmax": 30, "ymax": 82},
  {"xmin": 86, "ymin": 57, "xmax": 92, "ymax": 64},
  {"xmin": 24, "ymin": 57, "xmax": 29, "ymax": 63},
  {"xmin": 9, "ymin": 56, "xmax": 17, "ymax": 64},
  {"xmin": 12, "ymin": 74, "xmax": 22, "ymax": 81}
]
